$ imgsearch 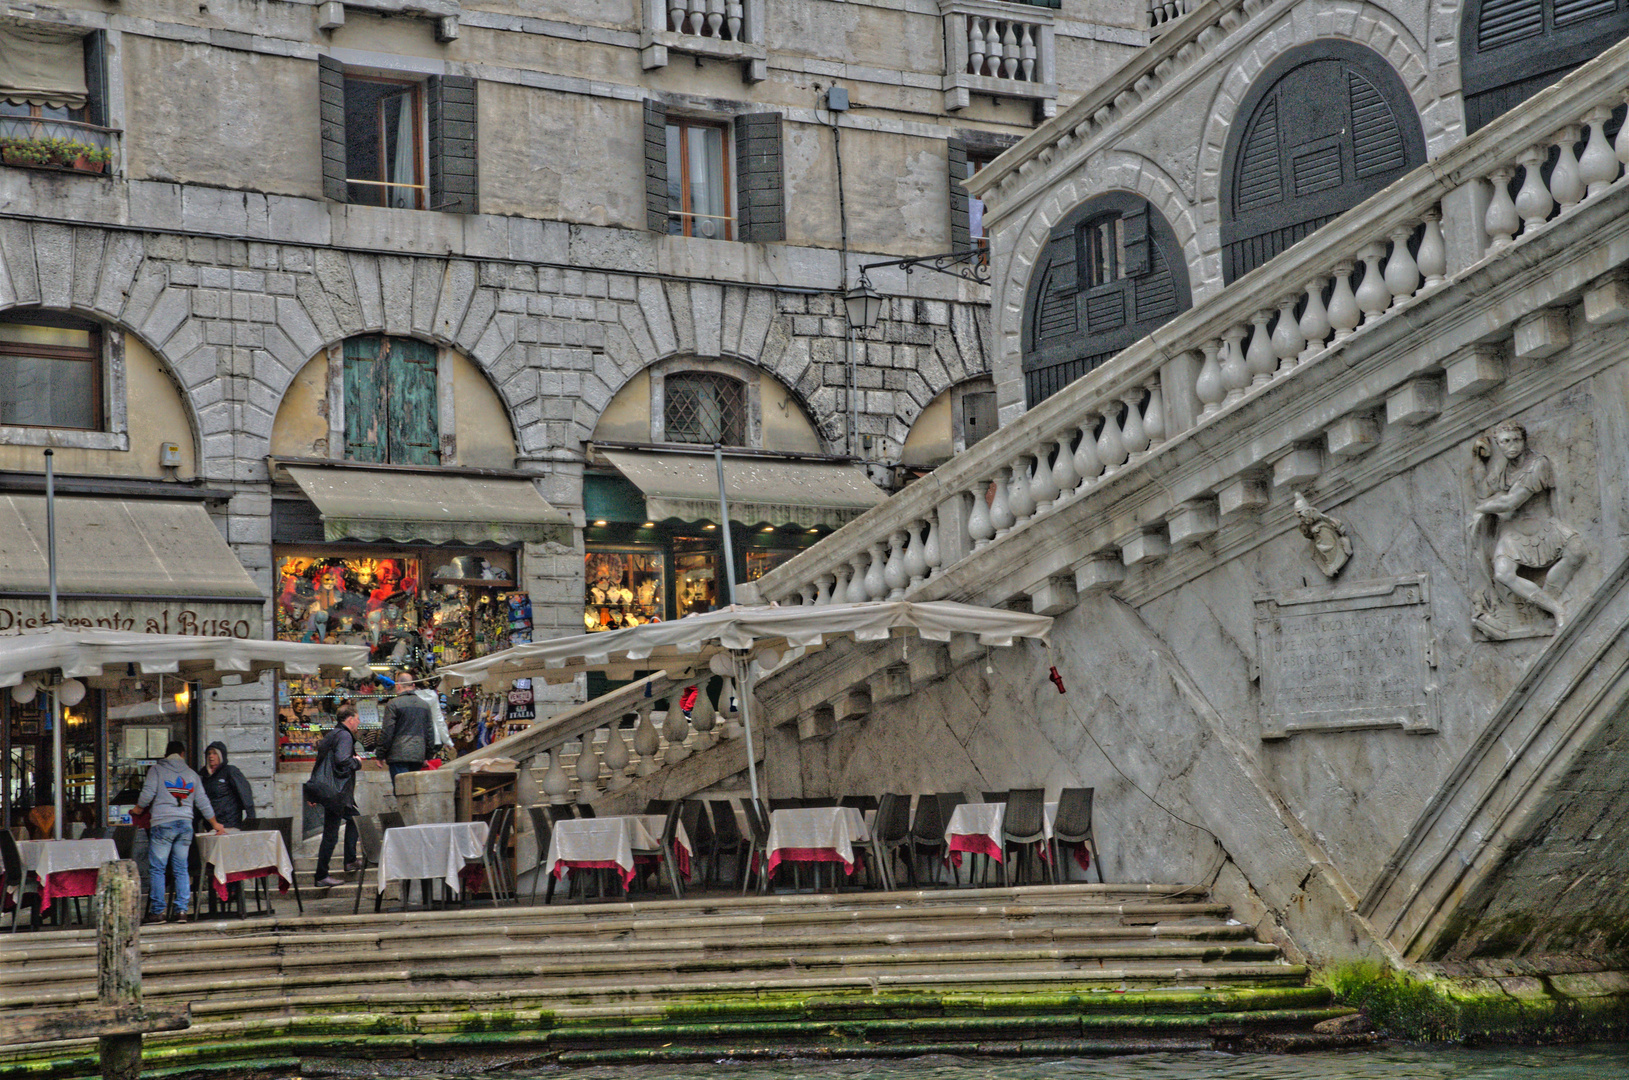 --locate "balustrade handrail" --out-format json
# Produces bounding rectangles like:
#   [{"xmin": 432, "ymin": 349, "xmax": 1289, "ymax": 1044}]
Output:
[{"xmin": 750, "ymin": 33, "xmax": 1629, "ymax": 607}]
